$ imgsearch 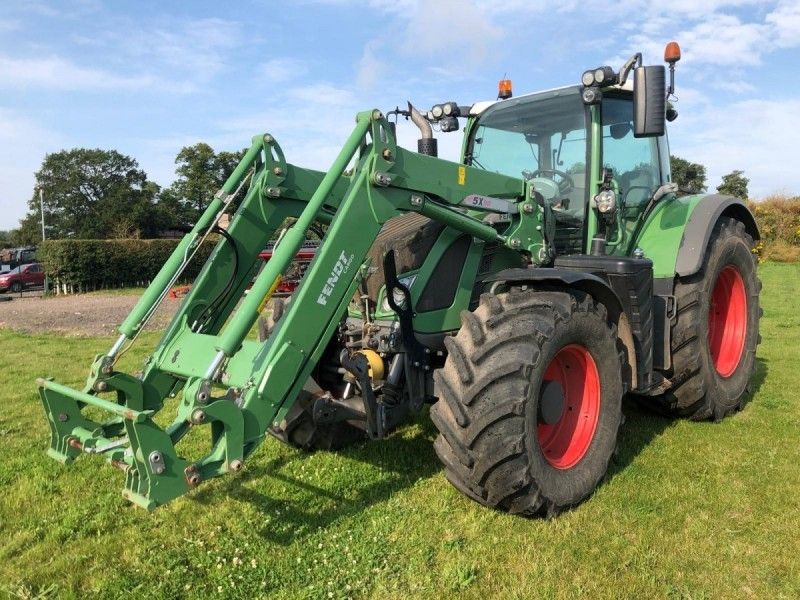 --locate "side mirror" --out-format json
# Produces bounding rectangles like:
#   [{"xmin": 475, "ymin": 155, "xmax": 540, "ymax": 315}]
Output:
[{"xmin": 633, "ymin": 65, "xmax": 665, "ymax": 138}]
